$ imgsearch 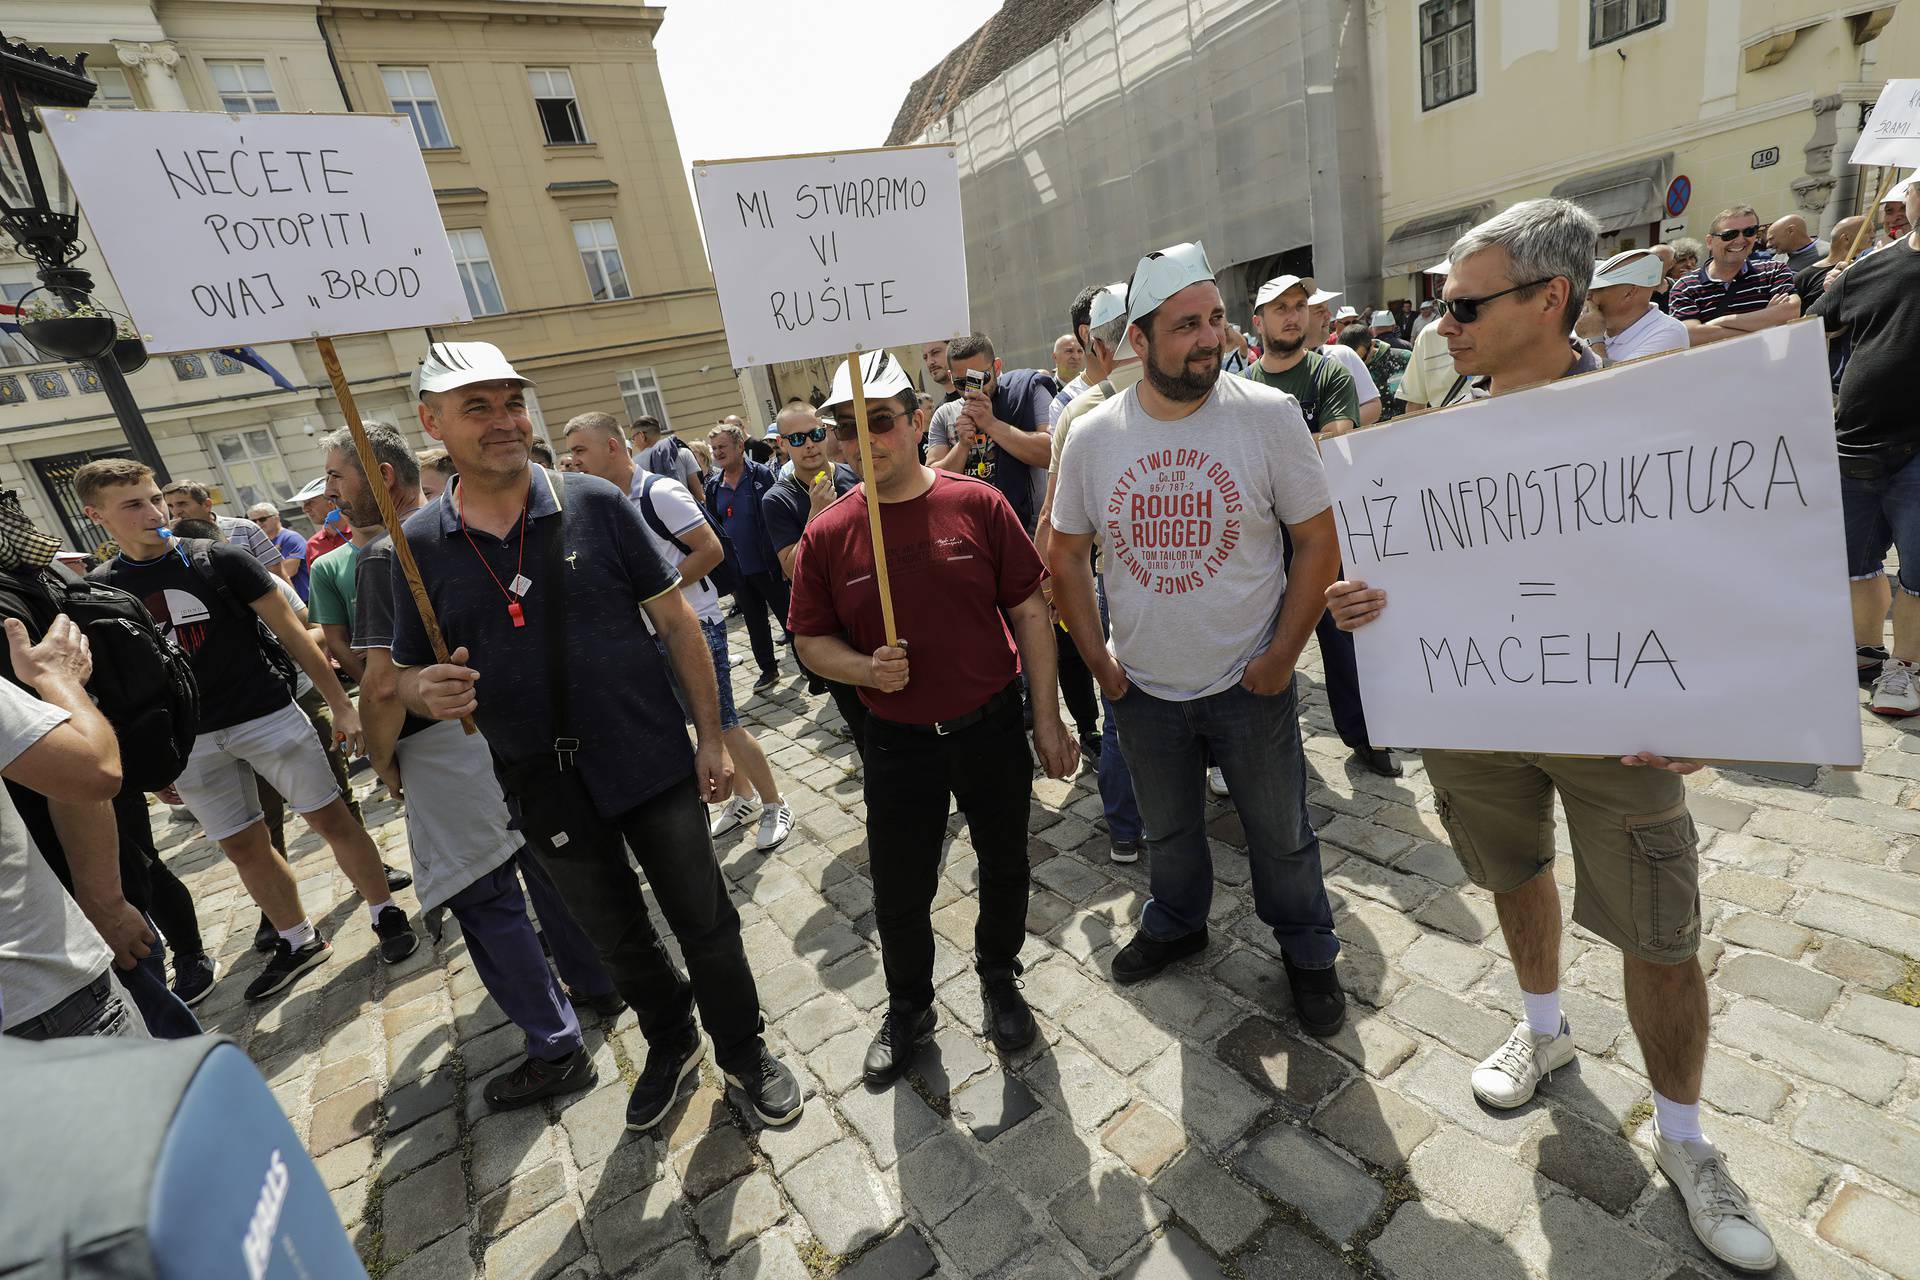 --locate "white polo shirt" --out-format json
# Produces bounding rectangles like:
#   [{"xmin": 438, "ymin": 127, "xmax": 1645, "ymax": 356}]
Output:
[{"xmin": 1600, "ymin": 305, "xmax": 1690, "ymax": 365}]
